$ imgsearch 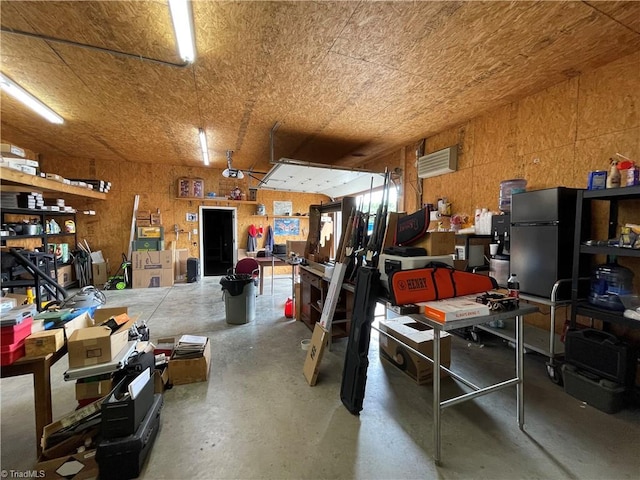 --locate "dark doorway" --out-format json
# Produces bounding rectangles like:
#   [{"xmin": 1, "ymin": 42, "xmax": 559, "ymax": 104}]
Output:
[{"xmin": 202, "ymin": 208, "xmax": 234, "ymax": 275}]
